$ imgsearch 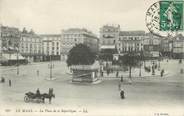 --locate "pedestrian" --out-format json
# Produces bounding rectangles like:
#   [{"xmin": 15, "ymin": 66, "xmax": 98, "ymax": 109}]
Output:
[
  {"xmin": 101, "ymin": 71, "xmax": 104, "ymax": 77},
  {"xmin": 179, "ymin": 59, "xmax": 182, "ymax": 64},
  {"xmin": 121, "ymin": 75, "xmax": 123, "ymax": 82},
  {"xmin": 160, "ymin": 71, "xmax": 163, "ymax": 77},
  {"xmin": 36, "ymin": 88, "xmax": 40, "ymax": 97},
  {"xmin": 106, "ymin": 62, "xmax": 108, "ymax": 68},
  {"xmin": 116, "ymin": 71, "xmax": 119, "ymax": 78},
  {"xmin": 152, "ymin": 66, "xmax": 155, "ymax": 75},
  {"xmin": 48, "ymin": 88, "xmax": 54, "ymax": 104},
  {"xmin": 155, "ymin": 64, "xmax": 157, "ymax": 69},
  {"xmin": 120, "ymin": 89, "xmax": 125, "ymax": 99},
  {"xmin": 180, "ymin": 68, "xmax": 183, "ymax": 74},
  {"xmin": 37, "ymin": 70, "xmax": 39, "ymax": 76},
  {"xmin": 118, "ymin": 82, "xmax": 121, "ymax": 91},
  {"xmin": 9, "ymin": 80, "xmax": 11, "ymax": 87},
  {"xmin": 1, "ymin": 77, "xmax": 5, "ymax": 83},
  {"xmin": 107, "ymin": 69, "xmax": 110, "ymax": 76},
  {"xmin": 161, "ymin": 69, "xmax": 164, "ymax": 77}
]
